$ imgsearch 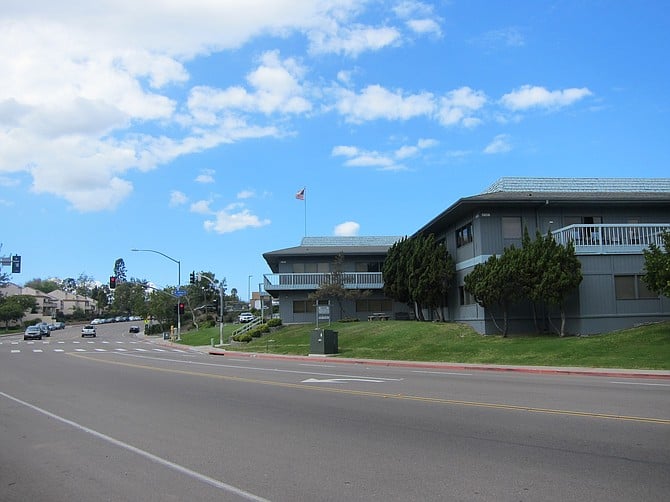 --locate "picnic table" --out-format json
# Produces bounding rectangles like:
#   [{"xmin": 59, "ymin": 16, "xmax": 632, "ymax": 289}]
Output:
[{"xmin": 368, "ymin": 312, "xmax": 390, "ymax": 321}]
